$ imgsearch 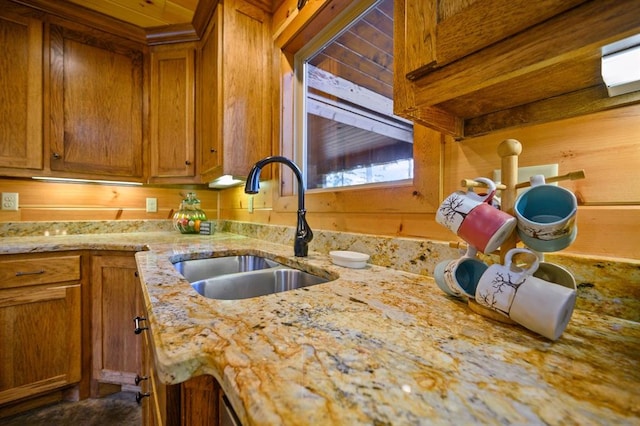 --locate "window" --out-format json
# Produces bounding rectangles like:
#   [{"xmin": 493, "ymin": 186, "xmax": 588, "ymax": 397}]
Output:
[{"xmin": 295, "ymin": 0, "xmax": 413, "ymax": 190}]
